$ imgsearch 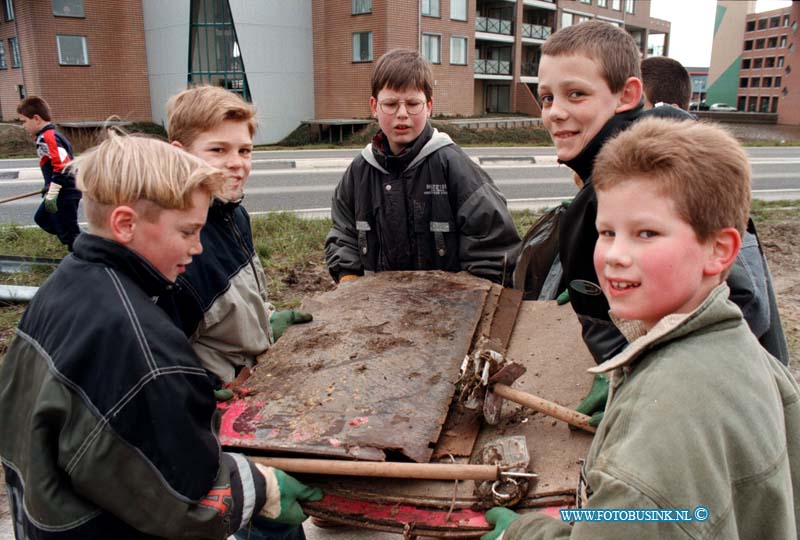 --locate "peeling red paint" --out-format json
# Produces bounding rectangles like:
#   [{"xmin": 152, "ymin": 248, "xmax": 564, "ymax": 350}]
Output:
[
  {"xmin": 348, "ymin": 416, "xmax": 369, "ymax": 427},
  {"xmin": 219, "ymin": 400, "xmax": 262, "ymax": 441}
]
